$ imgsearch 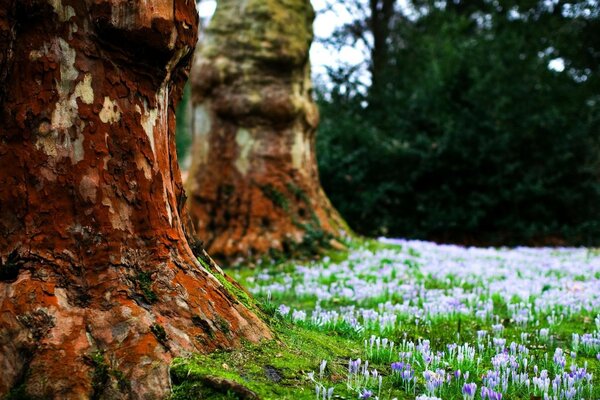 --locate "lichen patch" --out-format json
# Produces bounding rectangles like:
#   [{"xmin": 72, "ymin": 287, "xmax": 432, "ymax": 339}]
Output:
[
  {"xmin": 234, "ymin": 128, "xmax": 255, "ymax": 175},
  {"xmin": 34, "ymin": 42, "xmax": 91, "ymax": 162},
  {"xmin": 48, "ymin": 0, "xmax": 76, "ymax": 22},
  {"xmin": 102, "ymin": 193, "xmax": 133, "ymax": 232},
  {"xmin": 138, "ymin": 100, "xmax": 159, "ymax": 157},
  {"xmin": 135, "ymin": 154, "xmax": 153, "ymax": 180},
  {"xmin": 291, "ymin": 128, "xmax": 310, "ymax": 171},
  {"xmin": 99, "ymin": 97, "xmax": 121, "ymax": 124},
  {"xmin": 57, "ymin": 38, "xmax": 78, "ymax": 83},
  {"xmin": 73, "ymin": 74, "xmax": 94, "ymax": 105},
  {"xmin": 71, "ymin": 132, "xmax": 85, "ymax": 163}
]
